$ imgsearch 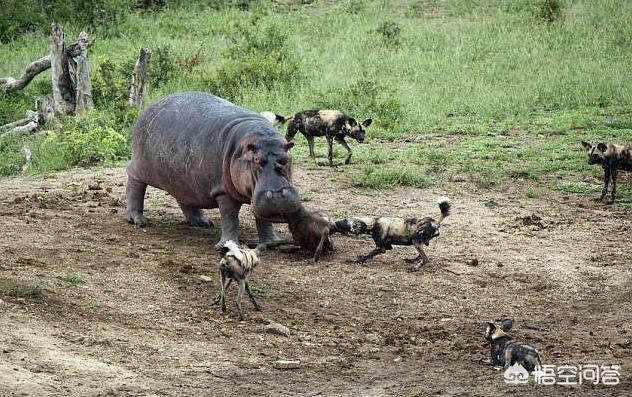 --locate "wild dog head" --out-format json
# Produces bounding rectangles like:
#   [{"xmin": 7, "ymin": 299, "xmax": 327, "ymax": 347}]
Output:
[
  {"xmin": 332, "ymin": 217, "xmax": 375, "ymax": 235},
  {"xmin": 345, "ymin": 117, "xmax": 372, "ymax": 143},
  {"xmin": 581, "ymin": 141, "xmax": 609, "ymax": 165}
]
